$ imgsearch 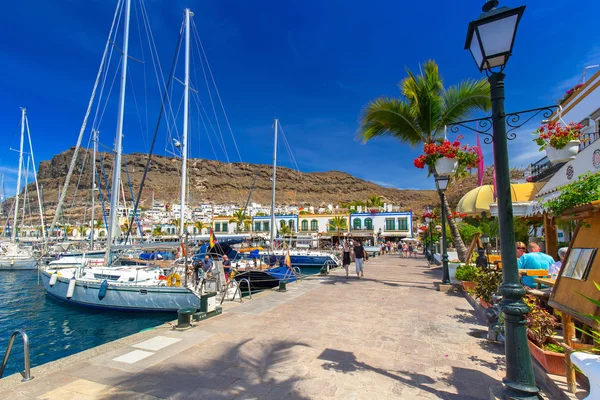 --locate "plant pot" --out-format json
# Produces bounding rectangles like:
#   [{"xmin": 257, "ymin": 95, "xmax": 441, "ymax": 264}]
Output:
[
  {"xmin": 462, "ymin": 281, "xmax": 476, "ymax": 292},
  {"xmin": 528, "ymin": 340, "xmax": 566, "ymax": 376},
  {"xmin": 448, "ymin": 262, "xmax": 461, "ymax": 285},
  {"xmin": 570, "ymin": 351, "xmax": 600, "ymax": 398},
  {"xmin": 480, "ymin": 298, "xmax": 492, "ymax": 308},
  {"xmin": 545, "ymin": 140, "xmax": 580, "ymax": 164},
  {"xmin": 434, "ymin": 157, "xmax": 458, "ymax": 176}
]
